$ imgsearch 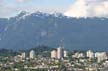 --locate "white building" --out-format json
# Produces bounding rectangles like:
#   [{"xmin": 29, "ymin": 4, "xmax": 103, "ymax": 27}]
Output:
[
  {"xmin": 51, "ymin": 50, "xmax": 57, "ymax": 58},
  {"xmin": 86, "ymin": 50, "xmax": 94, "ymax": 58},
  {"xmin": 64, "ymin": 50, "xmax": 68, "ymax": 57},
  {"xmin": 73, "ymin": 52, "xmax": 84, "ymax": 58},
  {"xmin": 57, "ymin": 47, "xmax": 63, "ymax": 59},
  {"xmin": 14, "ymin": 55, "xmax": 22, "ymax": 62},
  {"xmin": 30, "ymin": 50, "xmax": 35, "ymax": 59},
  {"xmin": 21, "ymin": 52, "xmax": 26, "ymax": 59},
  {"xmin": 95, "ymin": 52, "xmax": 107, "ymax": 63}
]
